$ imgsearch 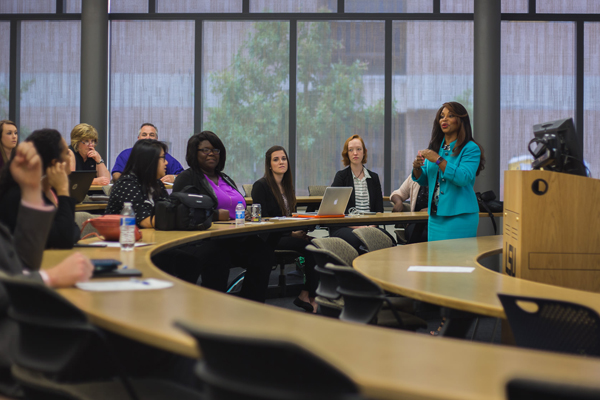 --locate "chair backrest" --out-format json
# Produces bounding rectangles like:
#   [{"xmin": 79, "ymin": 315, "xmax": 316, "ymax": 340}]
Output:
[
  {"xmin": 308, "ymin": 185, "xmax": 327, "ymax": 196},
  {"xmin": 0, "ymin": 276, "xmax": 138, "ymax": 397},
  {"xmin": 242, "ymin": 184, "xmax": 253, "ymax": 197},
  {"xmin": 175, "ymin": 320, "xmax": 363, "ymax": 400},
  {"xmin": 498, "ymin": 294, "xmax": 600, "ymax": 357},
  {"xmin": 305, "ymin": 245, "xmax": 342, "ymax": 301},
  {"xmin": 311, "ymin": 238, "xmax": 359, "ymax": 267},
  {"xmin": 326, "ymin": 263, "xmax": 386, "ymax": 325},
  {"xmin": 75, "ymin": 211, "xmax": 98, "ymax": 238},
  {"xmin": 507, "ymin": 378, "xmax": 600, "ymax": 400},
  {"xmin": 352, "ymin": 227, "xmax": 395, "ymax": 252}
]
